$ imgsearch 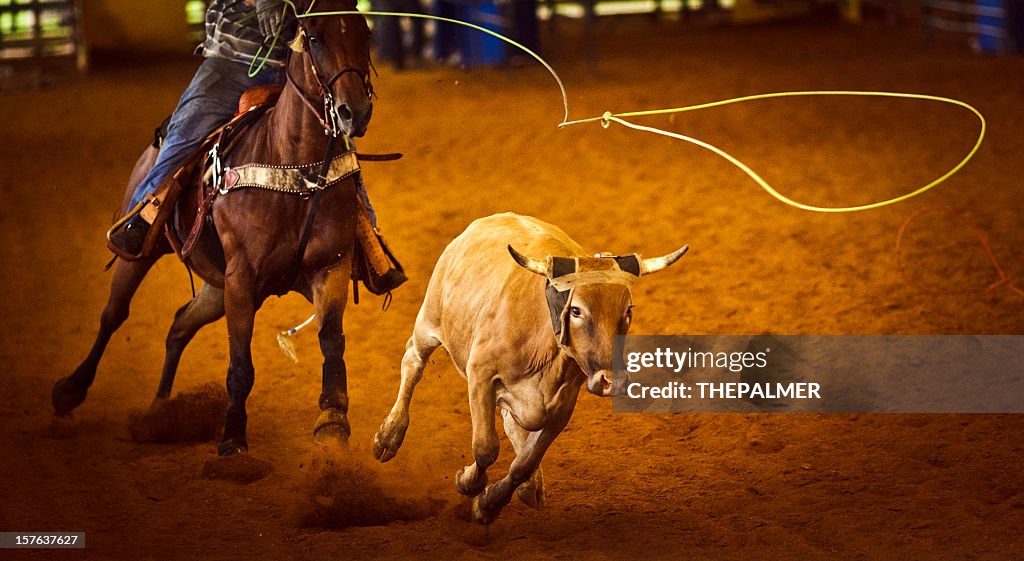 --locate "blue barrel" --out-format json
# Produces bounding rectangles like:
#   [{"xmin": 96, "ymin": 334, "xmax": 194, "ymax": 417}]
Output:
[
  {"xmin": 976, "ymin": 0, "xmax": 1006, "ymax": 53},
  {"xmin": 459, "ymin": 1, "xmax": 506, "ymax": 66}
]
